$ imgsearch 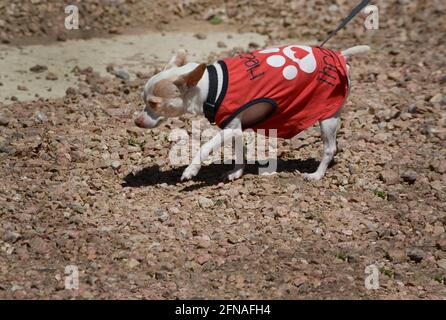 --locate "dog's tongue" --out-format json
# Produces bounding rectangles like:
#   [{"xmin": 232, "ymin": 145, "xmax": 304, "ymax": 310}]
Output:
[{"xmin": 290, "ymin": 47, "xmax": 310, "ymax": 60}]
